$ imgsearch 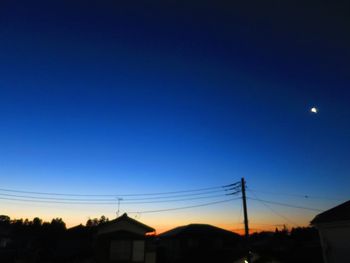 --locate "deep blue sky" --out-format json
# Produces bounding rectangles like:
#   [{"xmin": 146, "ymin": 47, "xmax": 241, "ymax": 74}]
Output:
[{"xmin": 0, "ymin": 1, "xmax": 349, "ymax": 228}]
